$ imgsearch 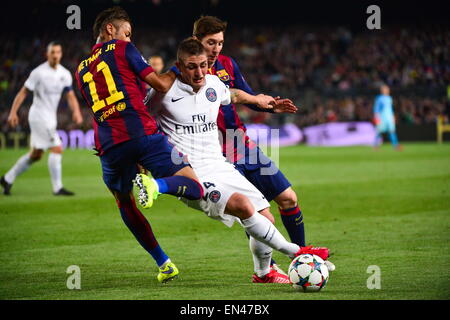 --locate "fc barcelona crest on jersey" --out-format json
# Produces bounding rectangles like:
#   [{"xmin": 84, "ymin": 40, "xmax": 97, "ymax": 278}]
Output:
[
  {"xmin": 206, "ymin": 88, "xmax": 217, "ymax": 102},
  {"xmin": 216, "ymin": 69, "xmax": 230, "ymax": 81}
]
